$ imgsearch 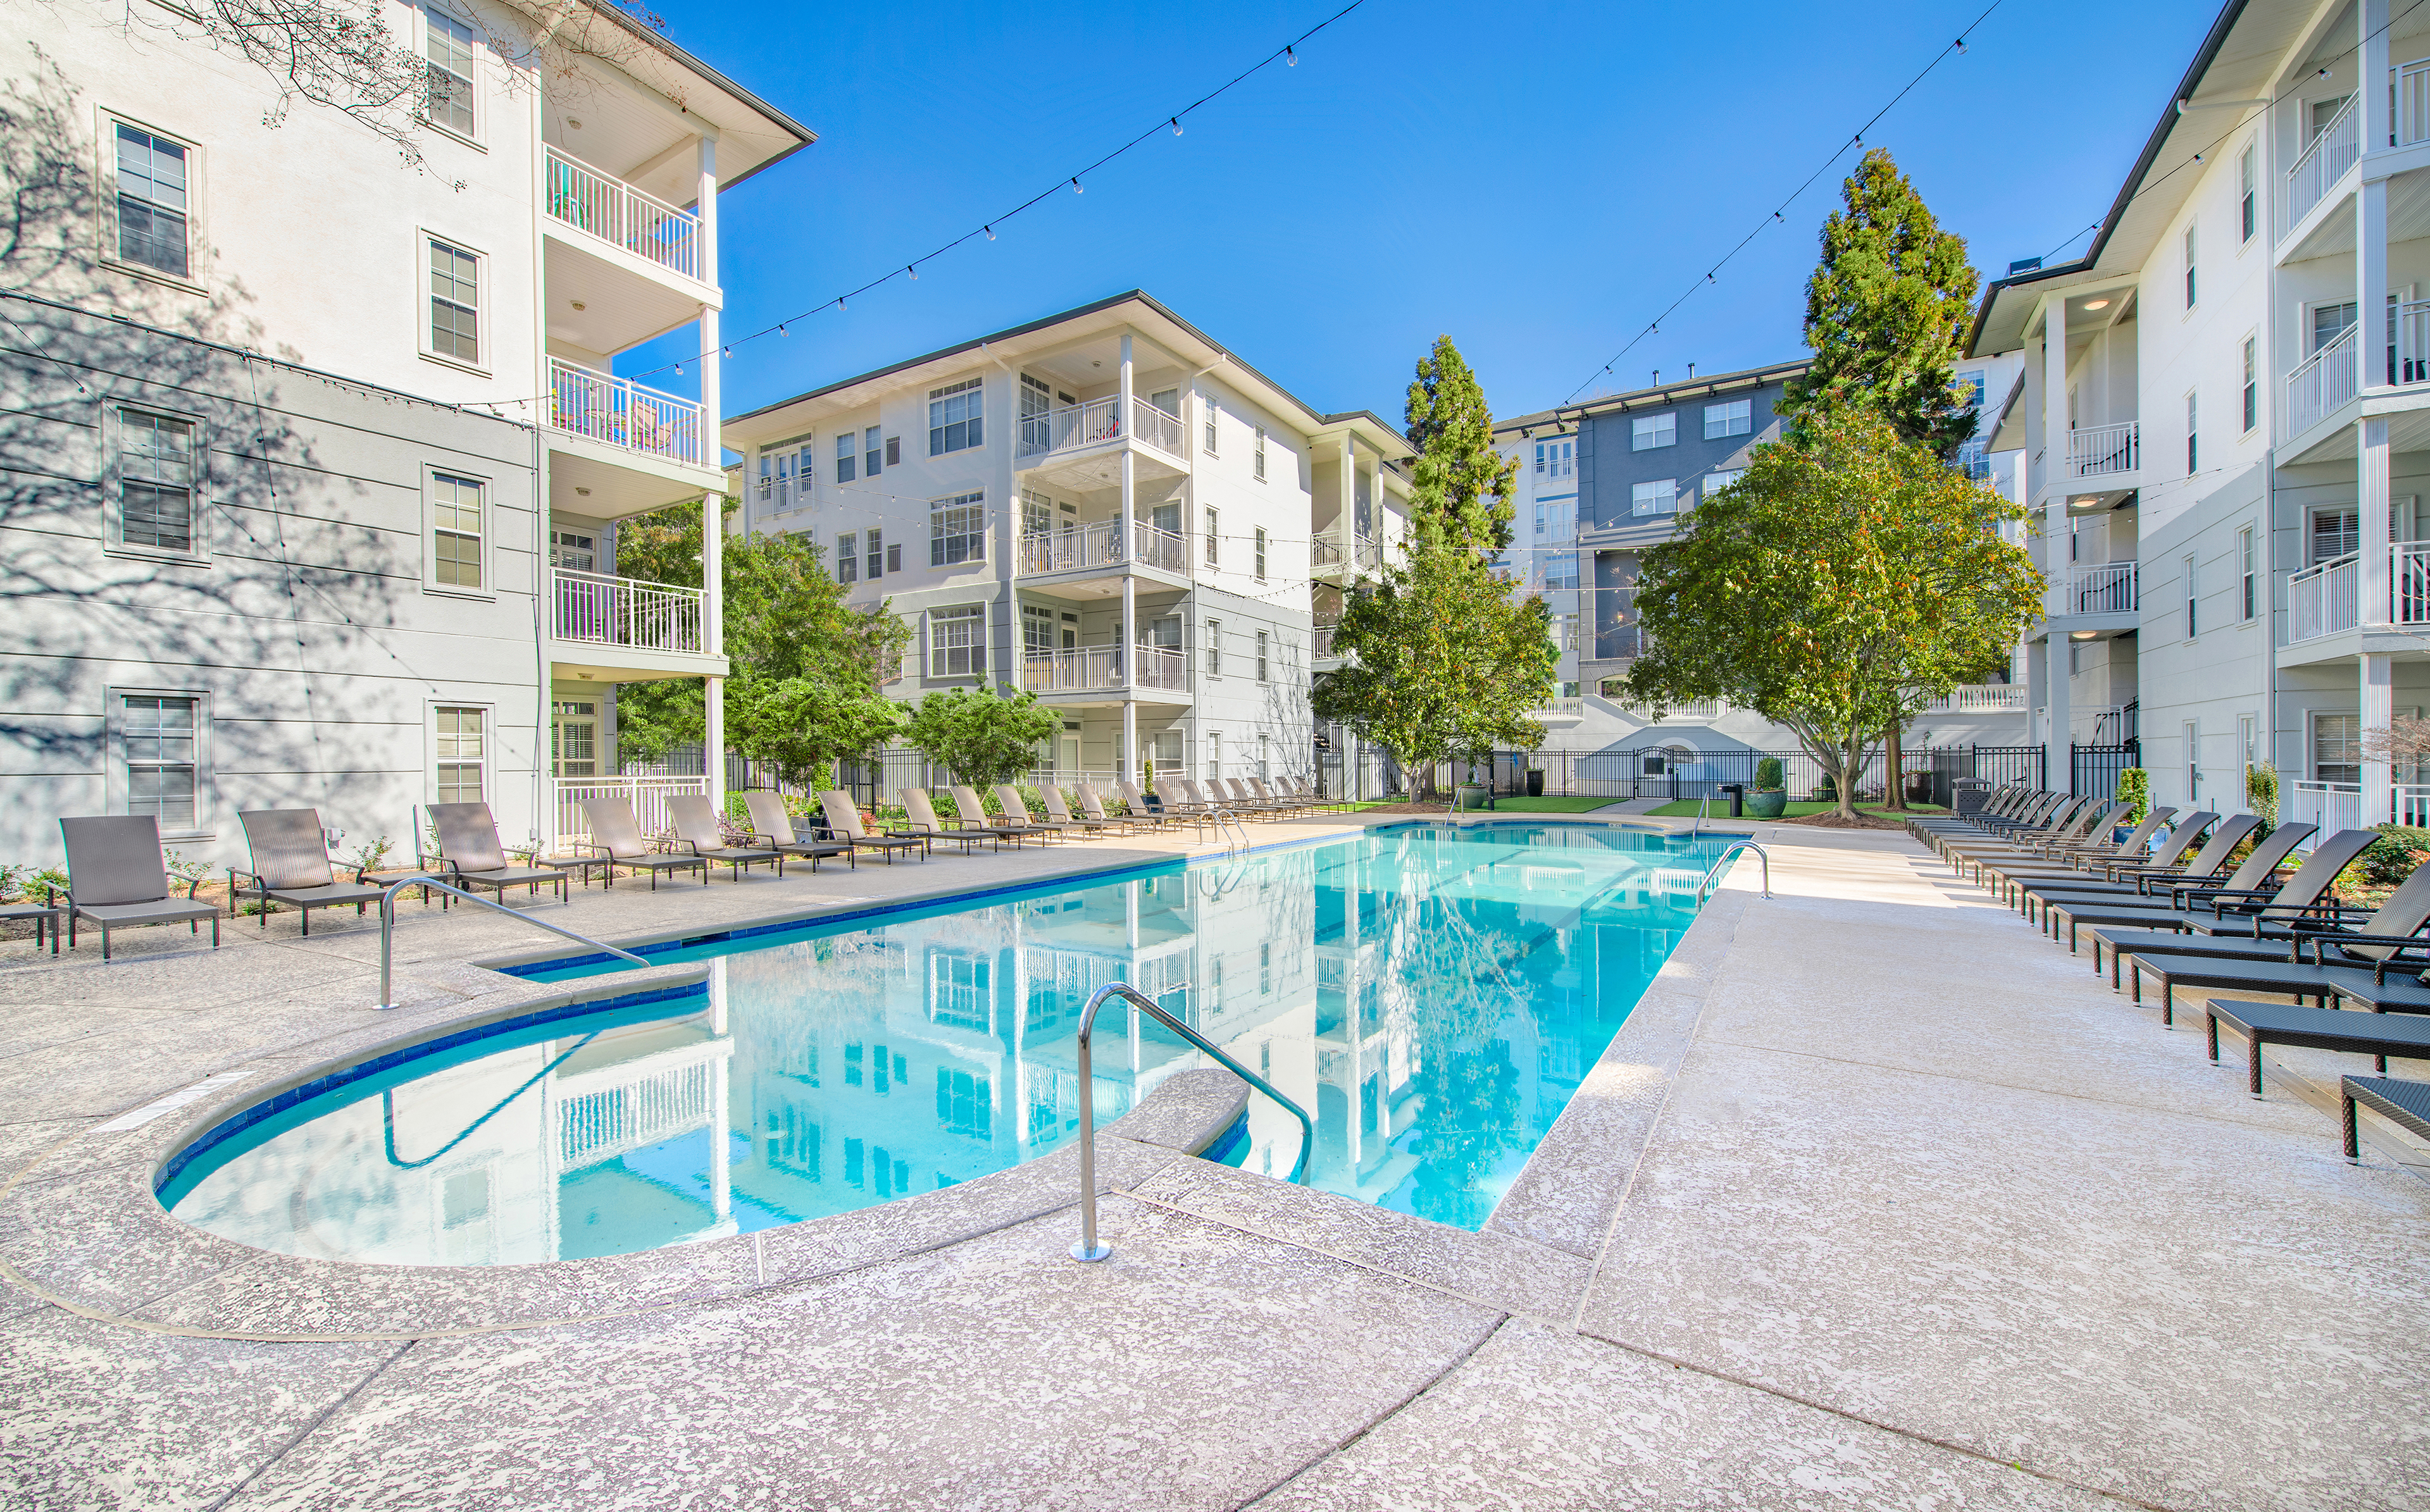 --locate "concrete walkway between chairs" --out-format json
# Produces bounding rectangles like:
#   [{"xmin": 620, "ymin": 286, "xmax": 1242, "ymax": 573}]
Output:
[{"xmin": 1, "ymin": 822, "xmax": 2422, "ymax": 1510}]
